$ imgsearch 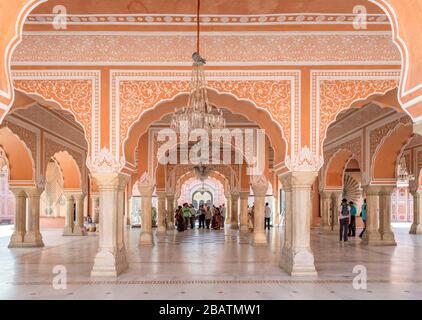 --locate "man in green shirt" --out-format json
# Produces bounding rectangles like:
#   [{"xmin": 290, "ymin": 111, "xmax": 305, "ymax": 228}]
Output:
[
  {"xmin": 182, "ymin": 203, "xmax": 191, "ymax": 230},
  {"xmin": 348, "ymin": 201, "xmax": 357, "ymax": 237}
]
